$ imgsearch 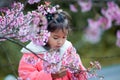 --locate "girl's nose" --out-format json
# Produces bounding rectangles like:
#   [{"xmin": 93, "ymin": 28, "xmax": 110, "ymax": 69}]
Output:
[{"xmin": 57, "ymin": 39, "xmax": 63, "ymax": 45}]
